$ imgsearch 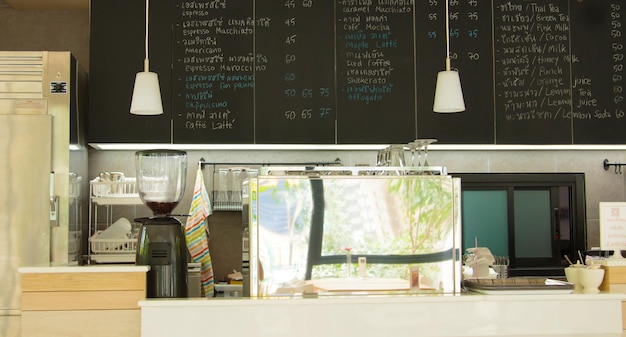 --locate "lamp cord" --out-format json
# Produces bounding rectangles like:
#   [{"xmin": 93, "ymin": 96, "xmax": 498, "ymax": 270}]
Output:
[
  {"xmin": 445, "ymin": 0, "xmax": 451, "ymax": 71},
  {"xmin": 144, "ymin": 0, "xmax": 150, "ymax": 72}
]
